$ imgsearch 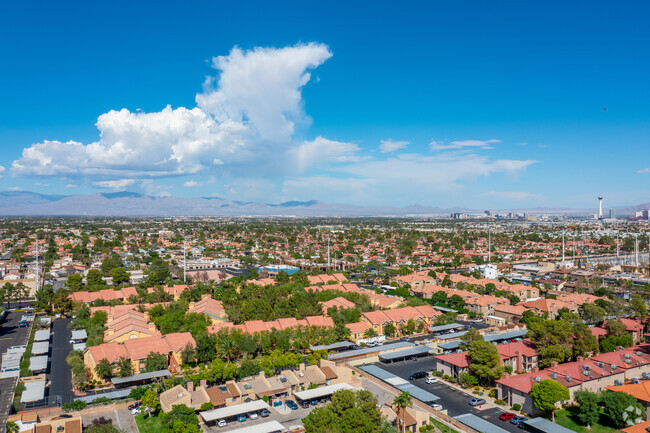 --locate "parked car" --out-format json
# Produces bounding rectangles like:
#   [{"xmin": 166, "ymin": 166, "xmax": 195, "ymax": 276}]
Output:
[
  {"xmin": 499, "ymin": 412, "xmax": 517, "ymax": 421},
  {"xmin": 430, "ymin": 403, "xmax": 443, "ymax": 410},
  {"xmin": 130, "ymin": 408, "xmax": 141, "ymax": 415},
  {"xmin": 217, "ymin": 419, "xmax": 227, "ymax": 427},
  {"xmin": 301, "ymin": 401, "xmax": 309, "ymax": 408},
  {"xmin": 310, "ymin": 399, "xmax": 318, "ymax": 406},
  {"xmin": 287, "ymin": 400, "xmax": 299, "ymax": 410},
  {"xmin": 238, "ymin": 414, "xmax": 246, "ymax": 422},
  {"xmin": 469, "ymin": 398, "xmax": 486, "ymax": 406},
  {"xmin": 408, "ymin": 372, "xmax": 427, "ymax": 380},
  {"xmin": 260, "ymin": 409, "xmax": 271, "ymax": 417},
  {"xmin": 248, "ymin": 412, "xmax": 258, "ymax": 420},
  {"xmin": 425, "ymin": 376, "xmax": 439, "ymax": 384},
  {"xmin": 510, "ymin": 416, "xmax": 528, "ymax": 426},
  {"xmin": 401, "ymin": 337, "xmax": 411, "ymax": 341},
  {"xmin": 128, "ymin": 401, "xmax": 142, "ymax": 410}
]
